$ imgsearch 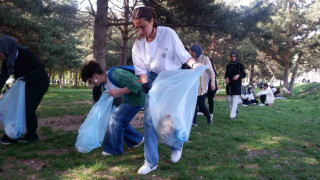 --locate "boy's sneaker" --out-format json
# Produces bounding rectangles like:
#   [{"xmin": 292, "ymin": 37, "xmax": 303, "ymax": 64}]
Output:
[
  {"xmin": 171, "ymin": 146, "xmax": 183, "ymax": 163},
  {"xmin": 197, "ymin": 112, "xmax": 204, "ymax": 115},
  {"xmin": 17, "ymin": 134, "xmax": 39, "ymax": 143},
  {"xmin": 208, "ymin": 114, "xmax": 213, "ymax": 125},
  {"xmin": 192, "ymin": 122, "xmax": 197, "ymax": 127},
  {"xmin": 101, "ymin": 151, "xmax": 112, "ymax": 156},
  {"xmin": 242, "ymin": 104, "xmax": 248, "ymax": 106},
  {"xmin": 258, "ymin": 103, "xmax": 265, "ymax": 106},
  {"xmin": 133, "ymin": 137, "xmax": 144, "ymax": 148},
  {"xmin": 137, "ymin": 164, "xmax": 157, "ymax": 175}
]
